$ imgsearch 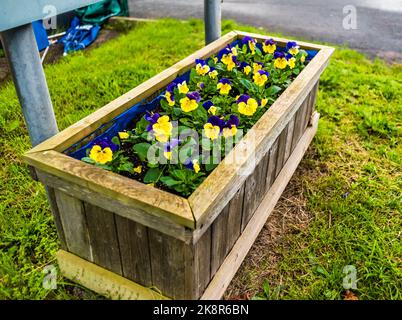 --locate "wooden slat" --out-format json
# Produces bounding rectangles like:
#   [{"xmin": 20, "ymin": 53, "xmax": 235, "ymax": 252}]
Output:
[
  {"xmin": 57, "ymin": 250, "xmax": 169, "ymax": 300},
  {"xmin": 54, "ymin": 190, "xmax": 92, "ymax": 261},
  {"xmin": 189, "ymin": 40, "xmax": 333, "ymax": 233},
  {"xmin": 84, "ymin": 203, "xmax": 122, "ymax": 275},
  {"xmin": 201, "ymin": 112, "xmax": 320, "ymax": 300},
  {"xmin": 275, "ymin": 125, "xmax": 289, "ymax": 178},
  {"xmin": 148, "ymin": 229, "xmax": 186, "ymax": 299},
  {"xmin": 306, "ymin": 82, "xmax": 319, "ymax": 127},
  {"xmin": 115, "ymin": 215, "xmax": 152, "ymax": 287},
  {"xmin": 45, "ymin": 187, "xmax": 67, "ymax": 250},
  {"xmin": 210, "ymin": 207, "xmax": 230, "ymax": 277},
  {"xmin": 25, "ymin": 150, "xmax": 195, "ymax": 229},
  {"xmin": 291, "ymin": 104, "xmax": 305, "ymax": 151},
  {"xmin": 226, "ymin": 185, "xmax": 245, "ymax": 250},
  {"xmin": 35, "ymin": 170, "xmax": 192, "ymax": 242},
  {"xmin": 27, "ymin": 31, "xmax": 238, "ymax": 155},
  {"xmin": 265, "ymin": 137, "xmax": 279, "ymax": 192},
  {"xmin": 283, "ymin": 115, "xmax": 295, "ymax": 162}
]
